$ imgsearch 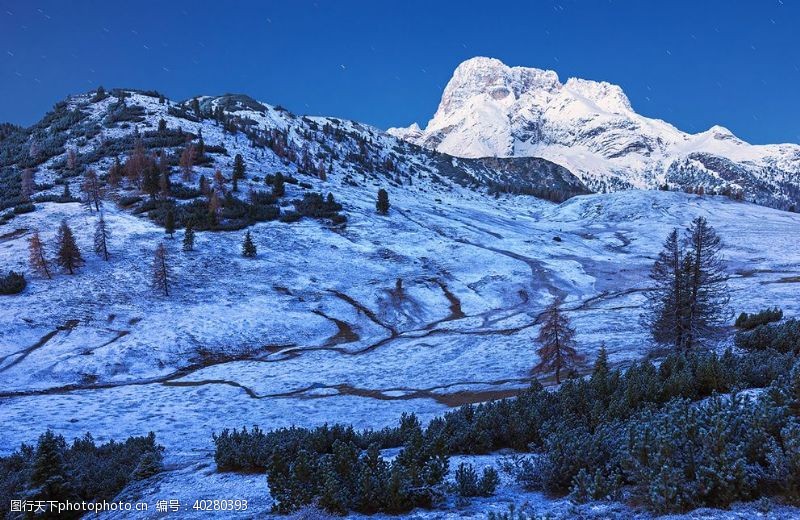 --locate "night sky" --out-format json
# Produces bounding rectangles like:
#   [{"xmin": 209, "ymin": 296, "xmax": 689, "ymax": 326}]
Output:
[{"xmin": 1, "ymin": 0, "xmax": 798, "ymax": 144}]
